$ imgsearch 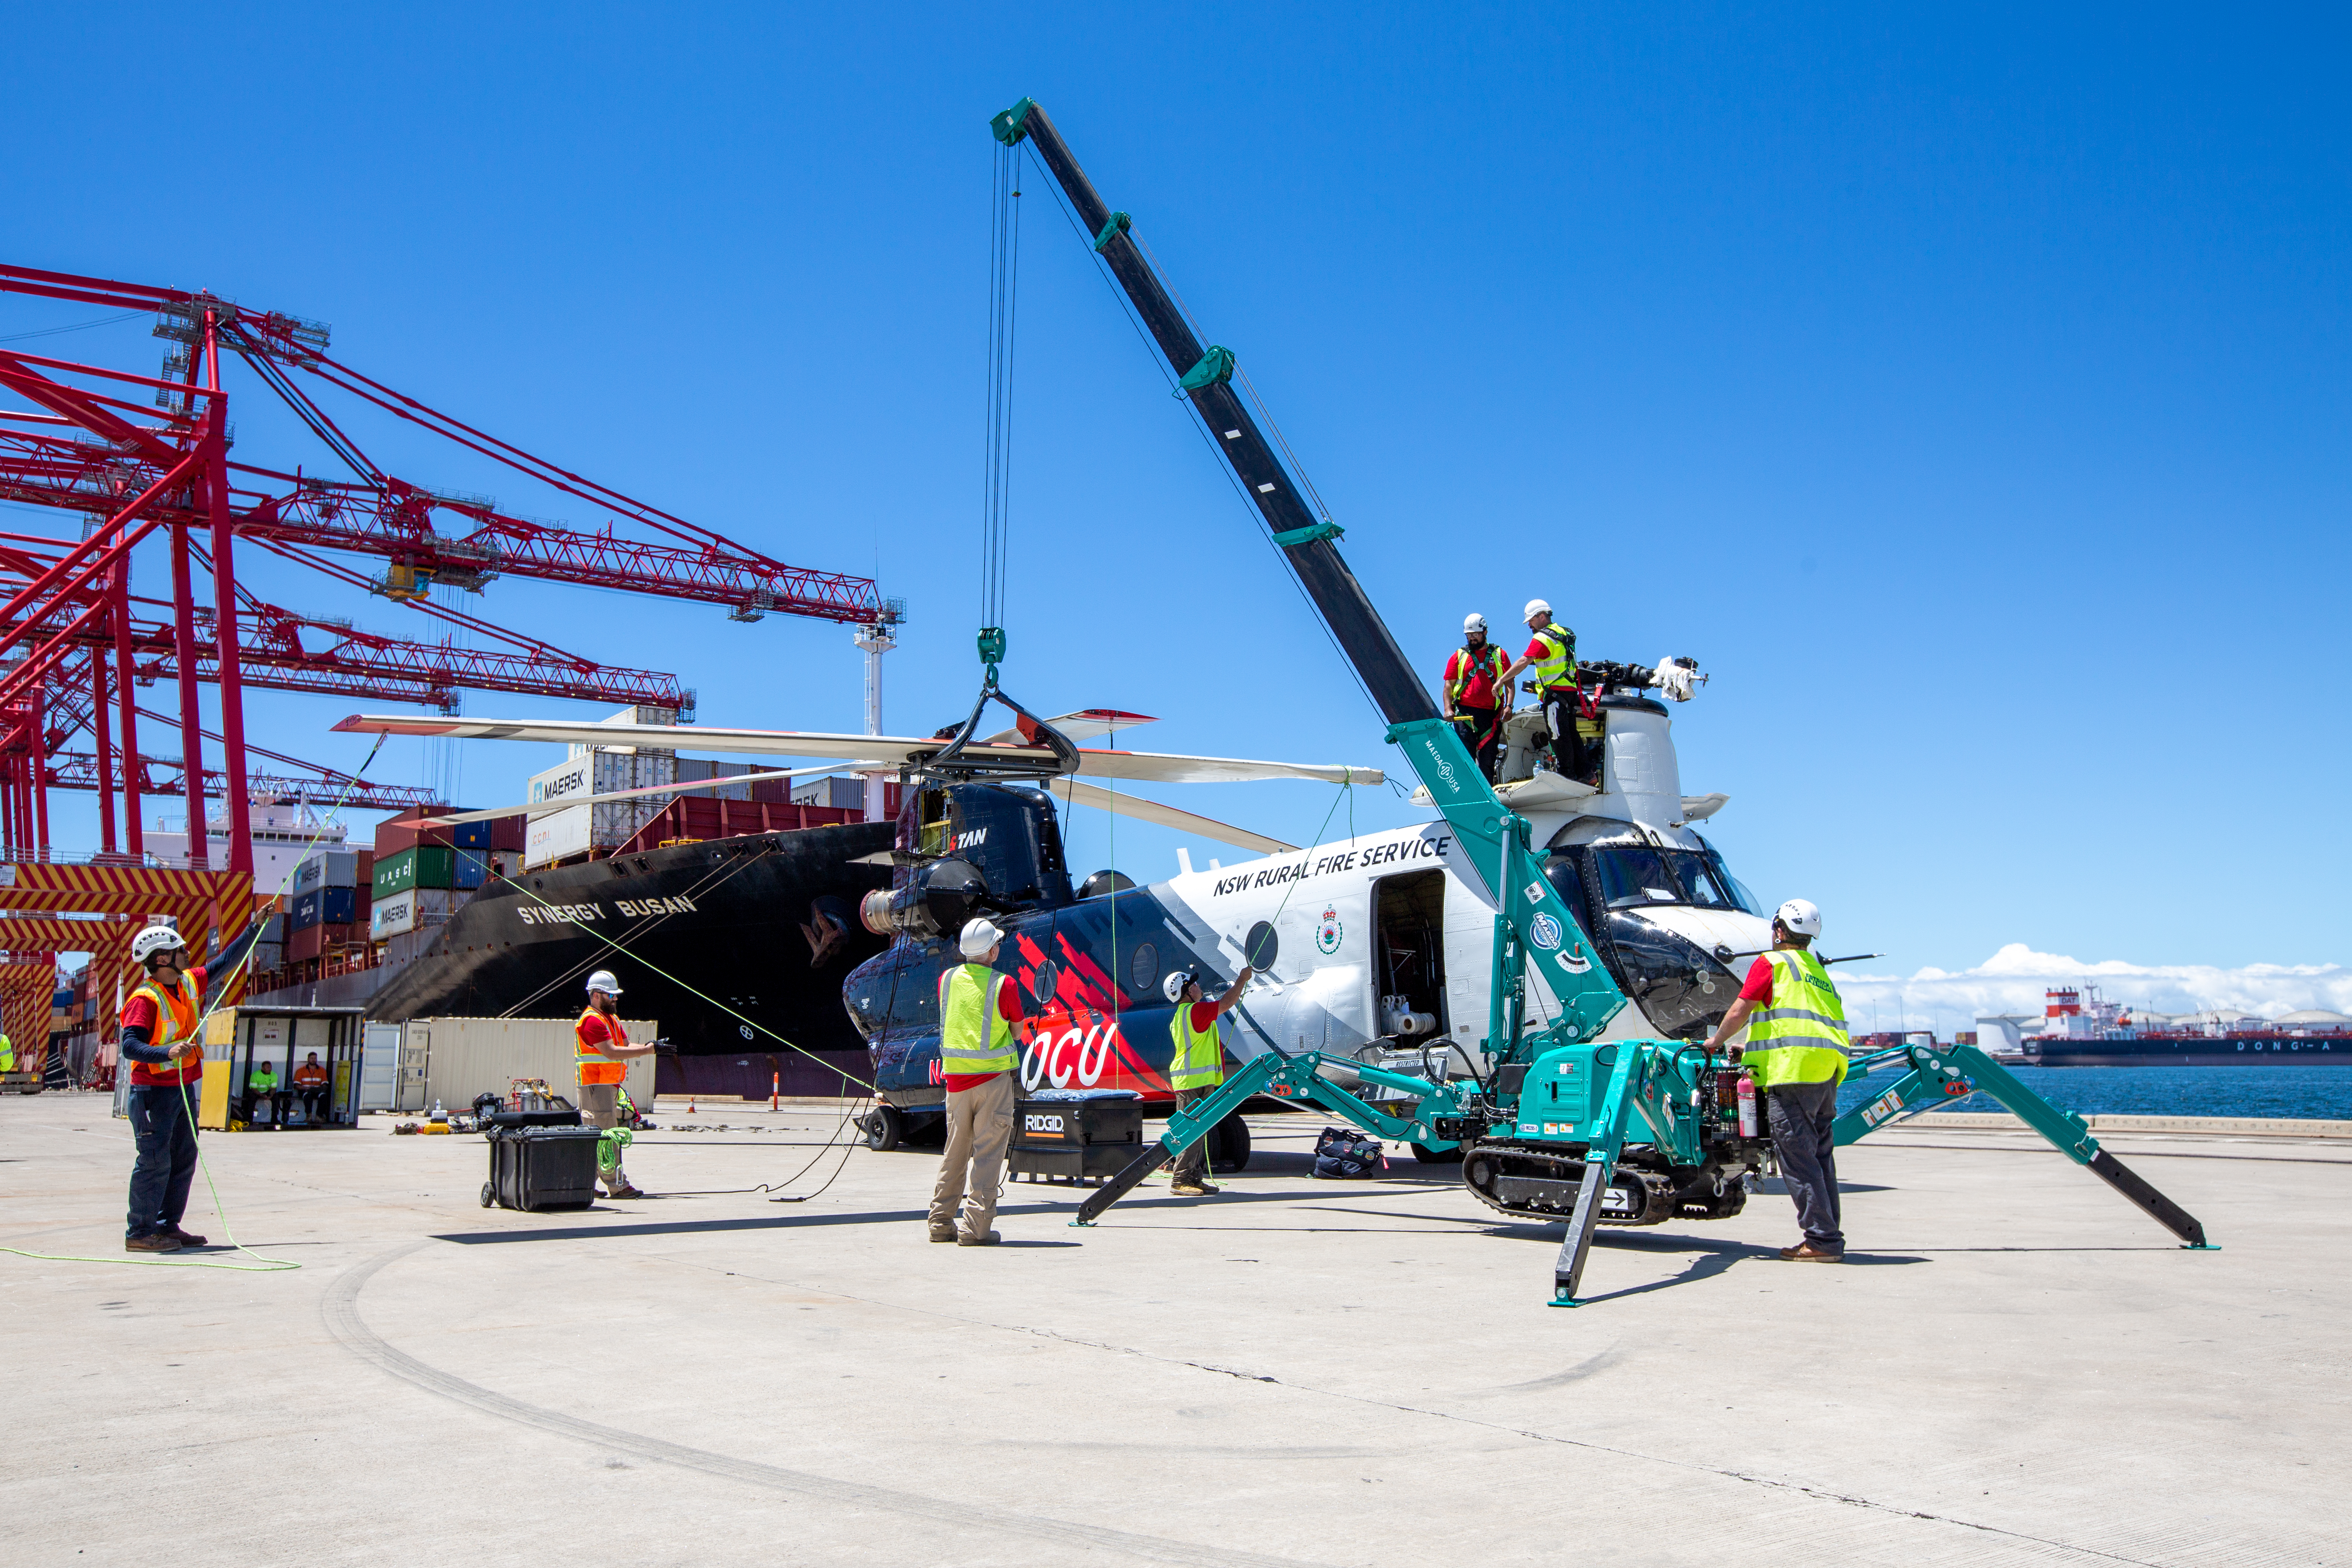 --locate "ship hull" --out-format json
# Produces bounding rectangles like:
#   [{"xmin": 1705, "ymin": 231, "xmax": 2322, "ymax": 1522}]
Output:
[
  {"xmin": 354, "ymin": 823, "xmax": 896, "ymax": 1091},
  {"xmin": 2026, "ymin": 1037, "xmax": 2348, "ymax": 1067}
]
